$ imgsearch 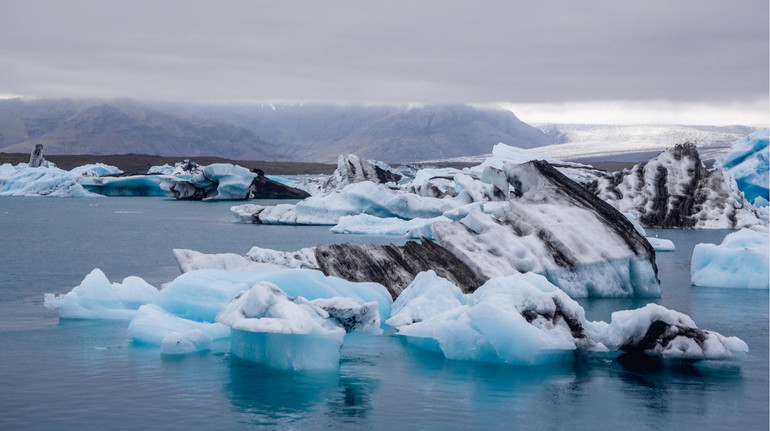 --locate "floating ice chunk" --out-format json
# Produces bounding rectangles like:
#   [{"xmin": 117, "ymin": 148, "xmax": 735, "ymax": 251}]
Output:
[
  {"xmin": 0, "ymin": 165, "xmax": 99, "ymax": 197},
  {"xmin": 646, "ymin": 237, "xmax": 675, "ymax": 252},
  {"xmin": 245, "ymin": 246, "xmax": 318, "ymax": 269},
  {"xmin": 44, "ymin": 269, "xmax": 159, "ymax": 319},
  {"xmin": 691, "ymin": 225, "xmax": 769, "ymax": 289},
  {"xmin": 69, "ymin": 163, "xmax": 123, "ymax": 177},
  {"xmin": 147, "ymin": 164, "xmax": 174, "ymax": 175},
  {"xmin": 160, "ymin": 163, "xmax": 256, "ymax": 200},
  {"xmin": 393, "ymin": 273, "xmax": 597, "ymax": 365},
  {"xmin": 216, "ymin": 282, "xmax": 346, "ymax": 370},
  {"xmin": 592, "ymin": 143, "xmax": 760, "ymax": 228},
  {"xmin": 331, "ymin": 214, "xmax": 451, "ymax": 239},
  {"xmin": 77, "ymin": 175, "xmax": 164, "ymax": 196},
  {"xmin": 234, "ymin": 181, "xmax": 456, "ymax": 225},
  {"xmin": 175, "ymin": 246, "xmax": 318, "ymax": 273},
  {"xmin": 173, "ymin": 249, "xmax": 271, "ymax": 273},
  {"xmin": 596, "ymin": 303, "xmax": 749, "ymax": 361}
]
